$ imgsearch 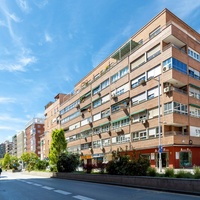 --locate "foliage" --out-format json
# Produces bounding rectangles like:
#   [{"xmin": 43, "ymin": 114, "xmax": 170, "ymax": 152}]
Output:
[
  {"xmin": 35, "ymin": 160, "xmax": 49, "ymax": 171},
  {"xmin": 175, "ymin": 170, "xmax": 193, "ymax": 178},
  {"xmin": 21, "ymin": 152, "xmax": 39, "ymax": 171},
  {"xmin": 147, "ymin": 167, "xmax": 157, "ymax": 177},
  {"xmin": 10, "ymin": 156, "xmax": 20, "ymax": 170},
  {"xmin": 193, "ymin": 166, "xmax": 200, "ymax": 179},
  {"xmin": 106, "ymin": 153, "xmax": 150, "ymax": 176},
  {"xmin": 2, "ymin": 153, "xmax": 11, "ymax": 169},
  {"xmin": 83, "ymin": 163, "xmax": 95, "ymax": 173},
  {"xmin": 164, "ymin": 168, "xmax": 175, "ymax": 177},
  {"xmin": 57, "ymin": 153, "xmax": 80, "ymax": 172},
  {"xmin": 49, "ymin": 129, "xmax": 67, "ymax": 168}
]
